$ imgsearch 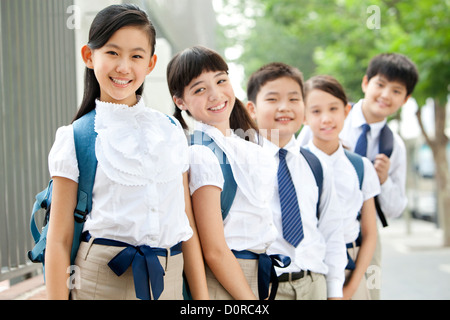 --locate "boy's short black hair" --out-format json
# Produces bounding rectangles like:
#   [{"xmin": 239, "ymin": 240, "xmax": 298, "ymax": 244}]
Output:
[
  {"xmin": 366, "ymin": 53, "xmax": 419, "ymax": 96},
  {"xmin": 247, "ymin": 62, "xmax": 304, "ymax": 103}
]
